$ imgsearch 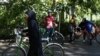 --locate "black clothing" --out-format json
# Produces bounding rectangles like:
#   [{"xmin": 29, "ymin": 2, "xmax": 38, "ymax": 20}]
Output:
[{"xmin": 26, "ymin": 10, "xmax": 43, "ymax": 56}]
